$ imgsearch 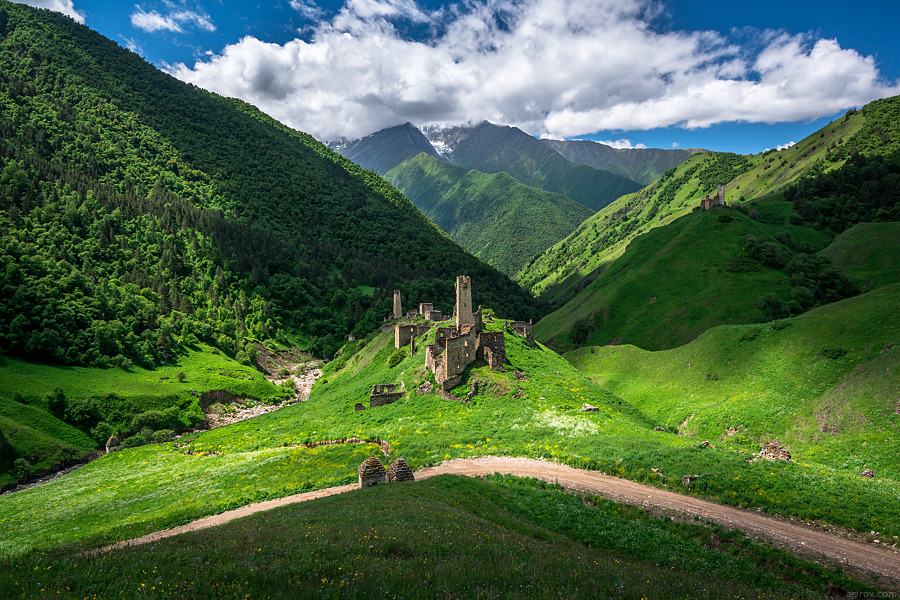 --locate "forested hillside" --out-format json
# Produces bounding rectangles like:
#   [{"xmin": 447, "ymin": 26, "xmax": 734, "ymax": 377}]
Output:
[
  {"xmin": 385, "ymin": 153, "xmax": 593, "ymax": 275},
  {"xmin": 0, "ymin": 1, "xmax": 543, "ymax": 368}
]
